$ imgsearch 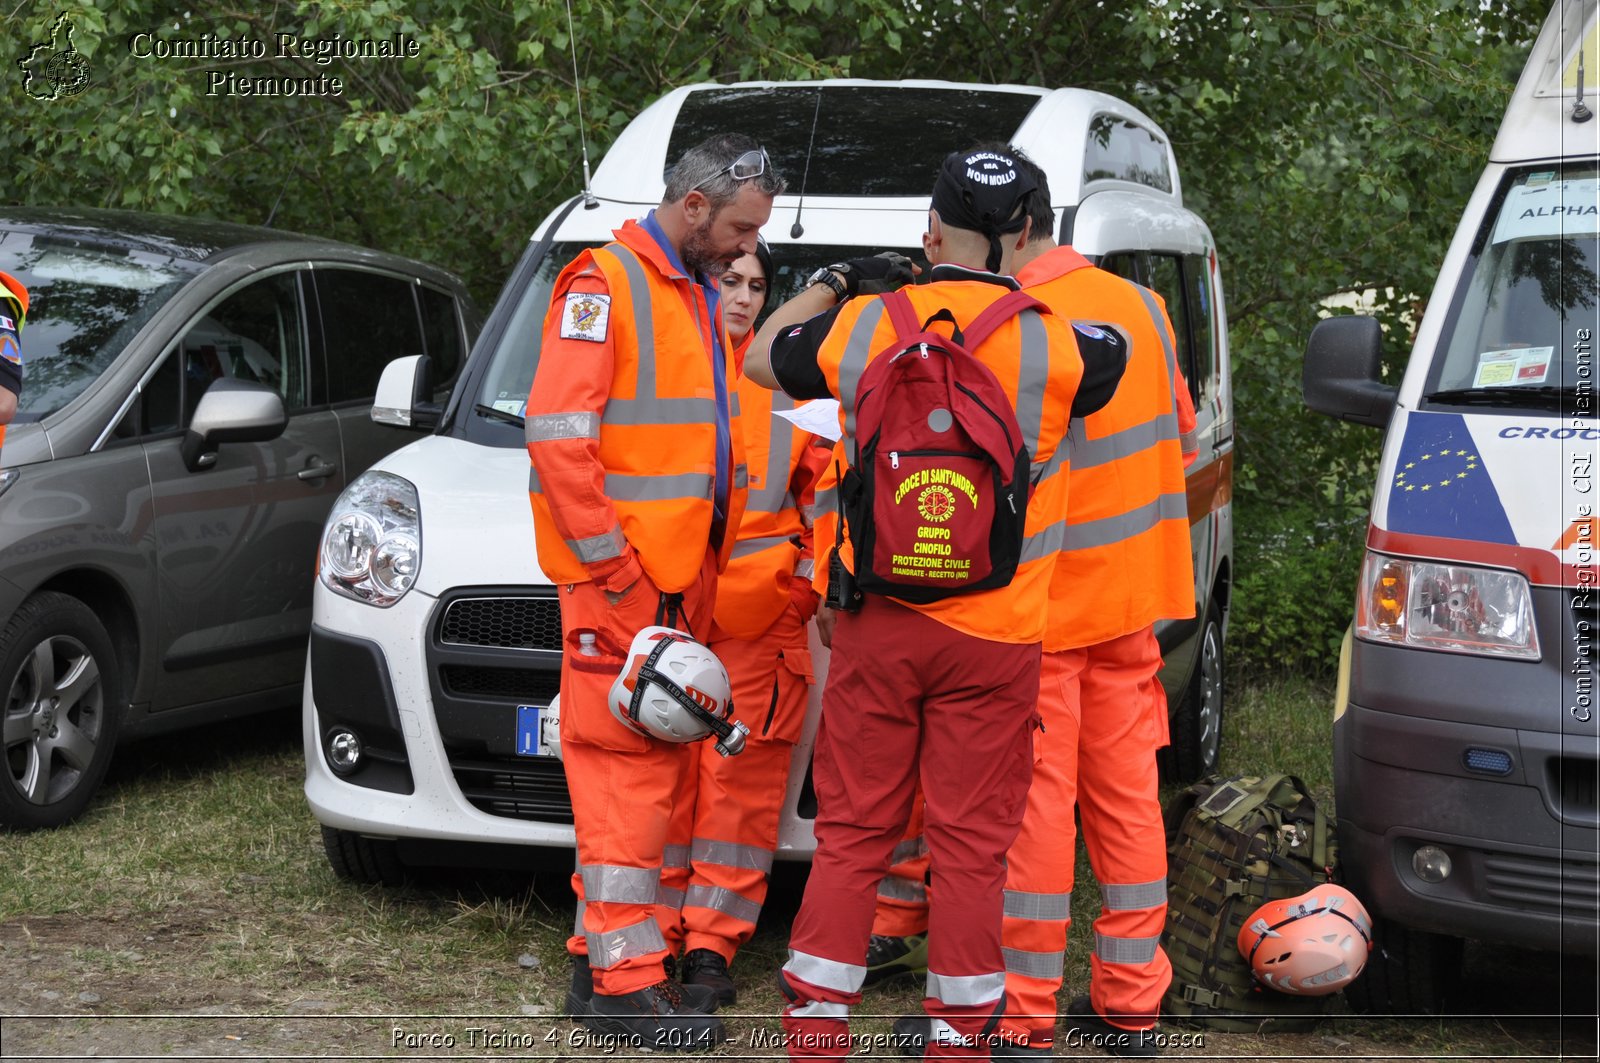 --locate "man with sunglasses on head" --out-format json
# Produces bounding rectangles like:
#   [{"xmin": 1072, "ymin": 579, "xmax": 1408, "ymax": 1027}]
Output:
[{"xmin": 526, "ymin": 134, "xmax": 783, "ymax": 1051}]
